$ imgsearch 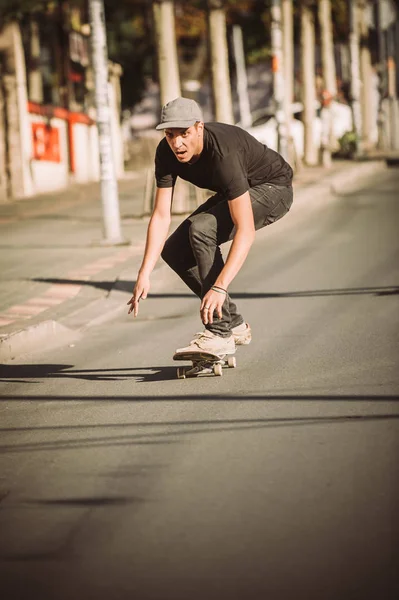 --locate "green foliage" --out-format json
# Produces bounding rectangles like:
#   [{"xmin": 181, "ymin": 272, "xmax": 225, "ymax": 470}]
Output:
[
  {"xmin": 331, "ymin": 0, "xmax": 349, "ymax": 41},
  {"xmin": 175, "ymin": 3, "xmax": 207, "ymax": 38},
  {"xmin": 246, "ymin": 46, "xmax": 272, "ymax": 65},
  {"xmin": 335, "ymin": 131, "xmax": 358, "ymax": 158},
  {"xmin": 103, "ymin": 1, "xmax": 154, "ymax": 108},
  {"xmin": 0, "ymin": 0, "xmax": 48, "ymax": 21},
  {"xmin": 182, "ymin": 0, "xmax": 271, "ymax": 65},
  {"xmin": 232, "ymin": 1, "xmax": 271, "ymax": 65},
  {"xmin": 0, "ymin": 0, "xmax": 353, "ymax": 110},
  {"xmin": 0, "ymin": 0, "xmax": 86, "ymax": 21}
]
